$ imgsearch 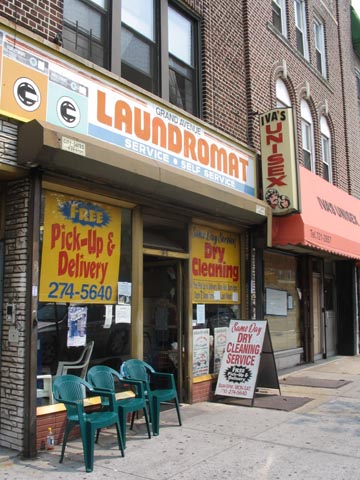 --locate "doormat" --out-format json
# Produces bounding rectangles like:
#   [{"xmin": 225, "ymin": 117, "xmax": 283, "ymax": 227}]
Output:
[
  {"xmin": 279, "ymin": 377, "xmax": 351, "ymax": 389},
  {"xmin": 217, "ymin": 394, "xmax": 313, "ymax": 412}
]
